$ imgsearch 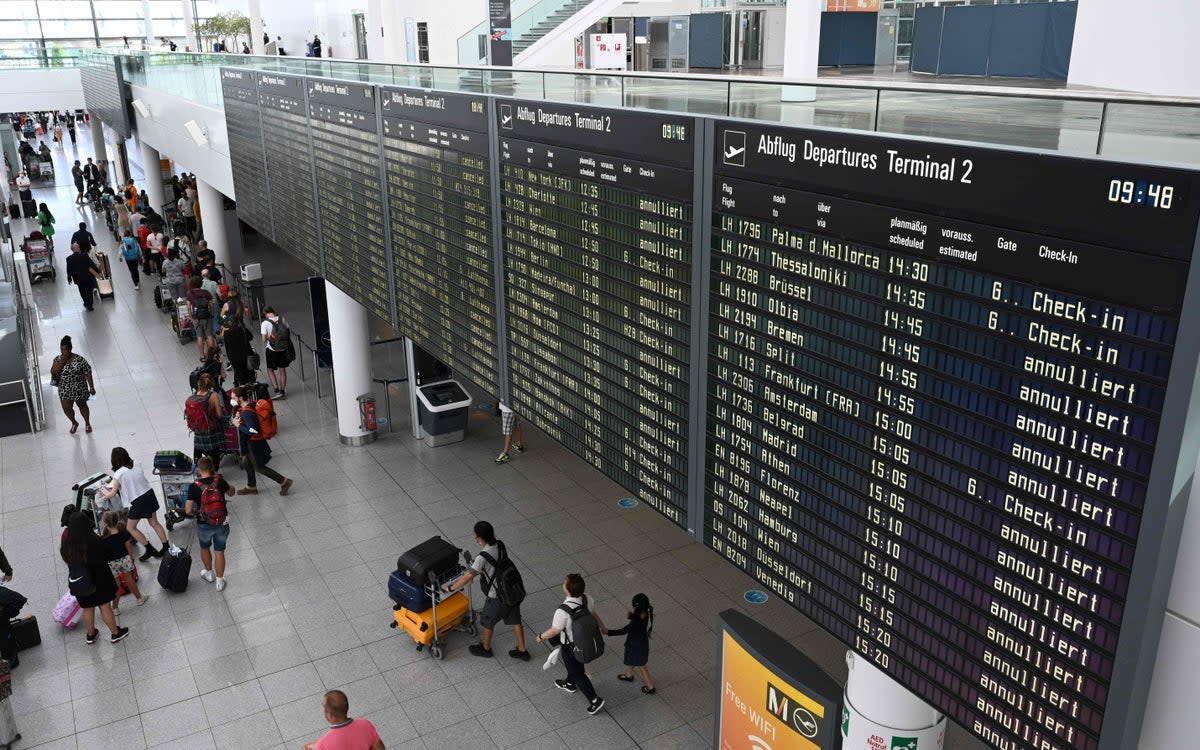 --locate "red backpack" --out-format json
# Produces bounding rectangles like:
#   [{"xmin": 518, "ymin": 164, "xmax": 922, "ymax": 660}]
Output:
[
  {"xmin": 185, "ymin": 394, "xmax": 215, "ymax": 432},
  {"xmin": 194, "ymin": 476, "xmax": 228, "ymax": 525}
]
